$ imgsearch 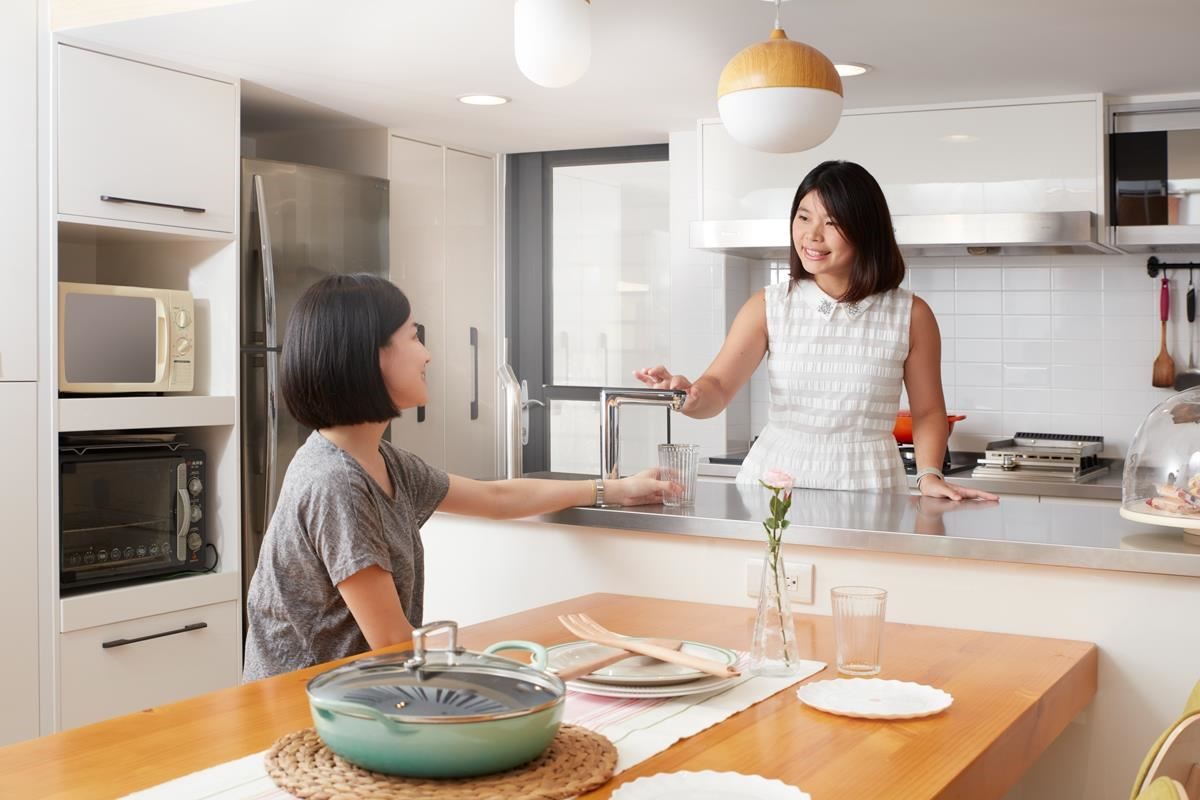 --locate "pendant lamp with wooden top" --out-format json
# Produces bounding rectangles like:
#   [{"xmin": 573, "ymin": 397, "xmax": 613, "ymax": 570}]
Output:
[{"xmin": 717, "ymin": 1, "xmax": 844, "ymax": 153}]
